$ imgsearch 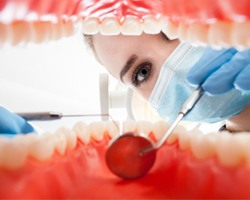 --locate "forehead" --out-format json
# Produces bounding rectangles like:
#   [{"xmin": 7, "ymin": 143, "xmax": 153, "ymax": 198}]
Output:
[{"xmin": 92, "ymin": 33, "xmax": 162, "ymax": 76}]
